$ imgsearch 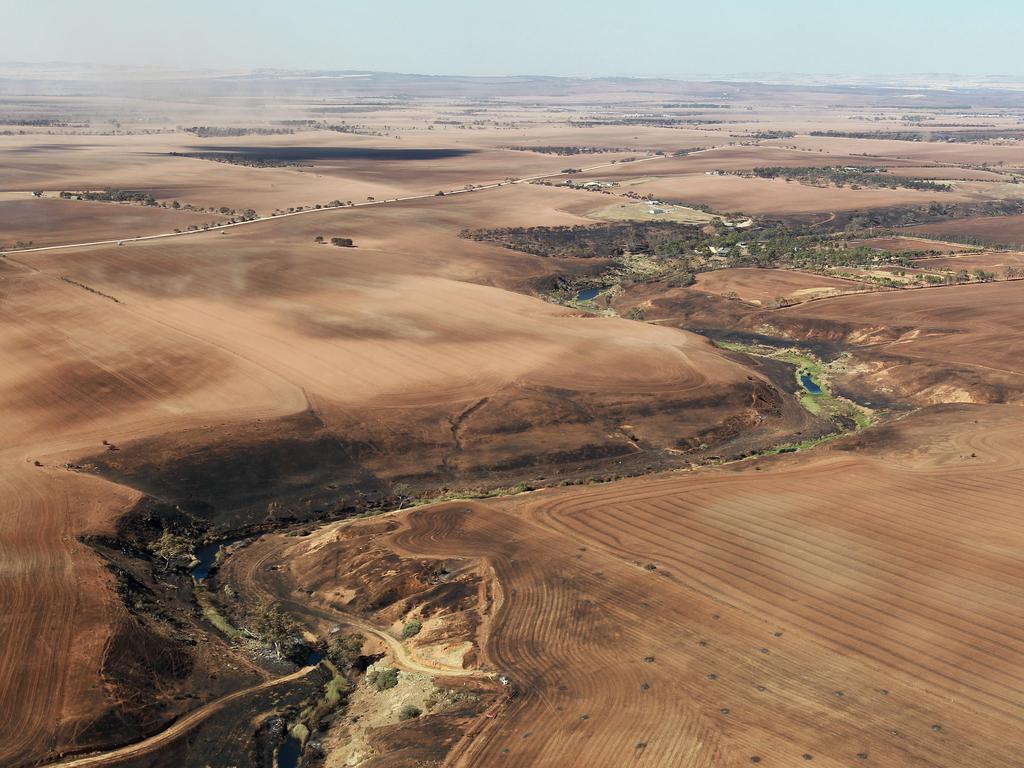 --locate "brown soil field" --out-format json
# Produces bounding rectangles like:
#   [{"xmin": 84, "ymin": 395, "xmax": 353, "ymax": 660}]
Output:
[
  {"xmin": 913, "ymin": 250, "xmax": 1024, "ymax": 271},
  {"xmin": 586, "ymin": 173, "xmax": 969, "ymax": 216},
  {"xmin": 777, "ymin": 135, "xmax": 1024, "ymax": 169},
  {"xmin": 6, "ymin": 74, "xmax": 1024, "ymax": 768},
  {"xmin": 0, "ymin": 176, "xmax": 814, "ymax": 766},
  {"xmin": 0, "ymin": 263, "xmax": 303, "ymax": 766},
  {"xmin": 883, "ymin": 166, "xmax": 1010, "ymax": 181},
  {"xmin": 0, "ymin": 132, "xmax": 625, "ymax": 216},
  {"xmin": 909, "ymin": 214, "xmax": 1024, "ymax": 247},
  {"xmin": 0, "ymin": 197, "xmax": 211, "ymax": 247},
  {"xmin": 692, "ymin": 267, "xmax": 861, "ymax": 305},
  {"xmin": 622, "ymin": 270, "xmax": 1024, "ymax": 407},
  {"xmin": 573, "ymin": 145, "xmax": 920, "ymax": 179},
  {"xmin": 236, "ymin": 404, "xmax": 1024, "ymax": 767},
  {"xmin": 769, "ymin": 280, "xmax": 1024, "ymax": 404}
]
